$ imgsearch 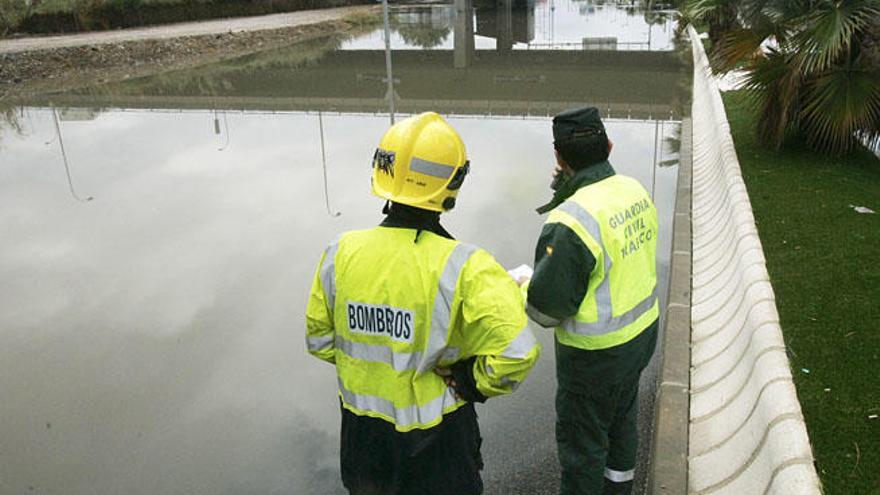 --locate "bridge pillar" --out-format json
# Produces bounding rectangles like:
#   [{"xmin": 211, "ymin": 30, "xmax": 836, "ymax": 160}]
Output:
[
  {"xmin": 496, "ymin": 0, "xmax": 513, "ymax": 52},
  {"xmin": 454, "ymin": 0, "xmax": 475, "ymax": 68}
]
